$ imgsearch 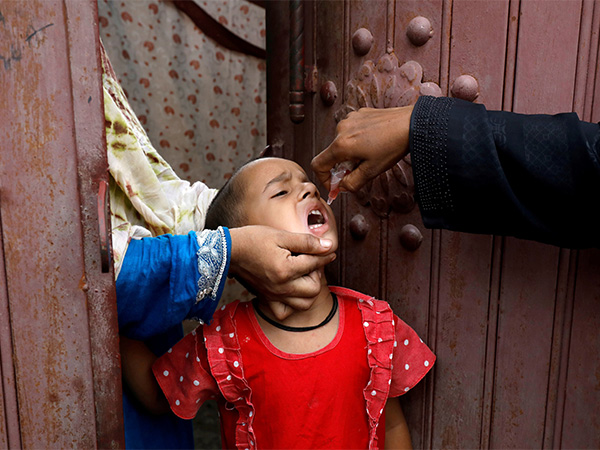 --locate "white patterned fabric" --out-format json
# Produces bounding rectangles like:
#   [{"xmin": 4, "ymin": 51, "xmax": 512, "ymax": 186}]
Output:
[
  {"xmin": 98, "ymin": 0, "xmax": 266, "ymax": 186},
  {"xmin": 199, "ymin": 0, "xmax": 266, "ymax": 49}
]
